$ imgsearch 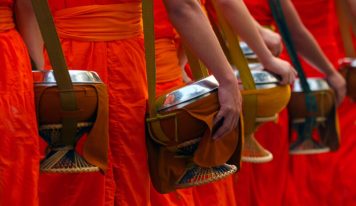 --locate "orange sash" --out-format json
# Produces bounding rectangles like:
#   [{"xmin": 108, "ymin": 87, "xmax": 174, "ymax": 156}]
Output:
[
  {"xmin": 155, "ymin": 38, "xmax": 183, "ymax": 83},
  {"xmin": 53, "ymin": 3, "xmax": 142, "ymax": 41},
  {"xmin": 0, "ymin": 7, "xmax": 14, "ymax": 32}
]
